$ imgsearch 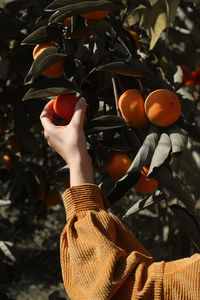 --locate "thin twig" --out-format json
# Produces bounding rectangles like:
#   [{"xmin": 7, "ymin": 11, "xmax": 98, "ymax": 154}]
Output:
[{"xmin": 111, "ymin": 73, "xmax": 120, "ymax": 116}]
